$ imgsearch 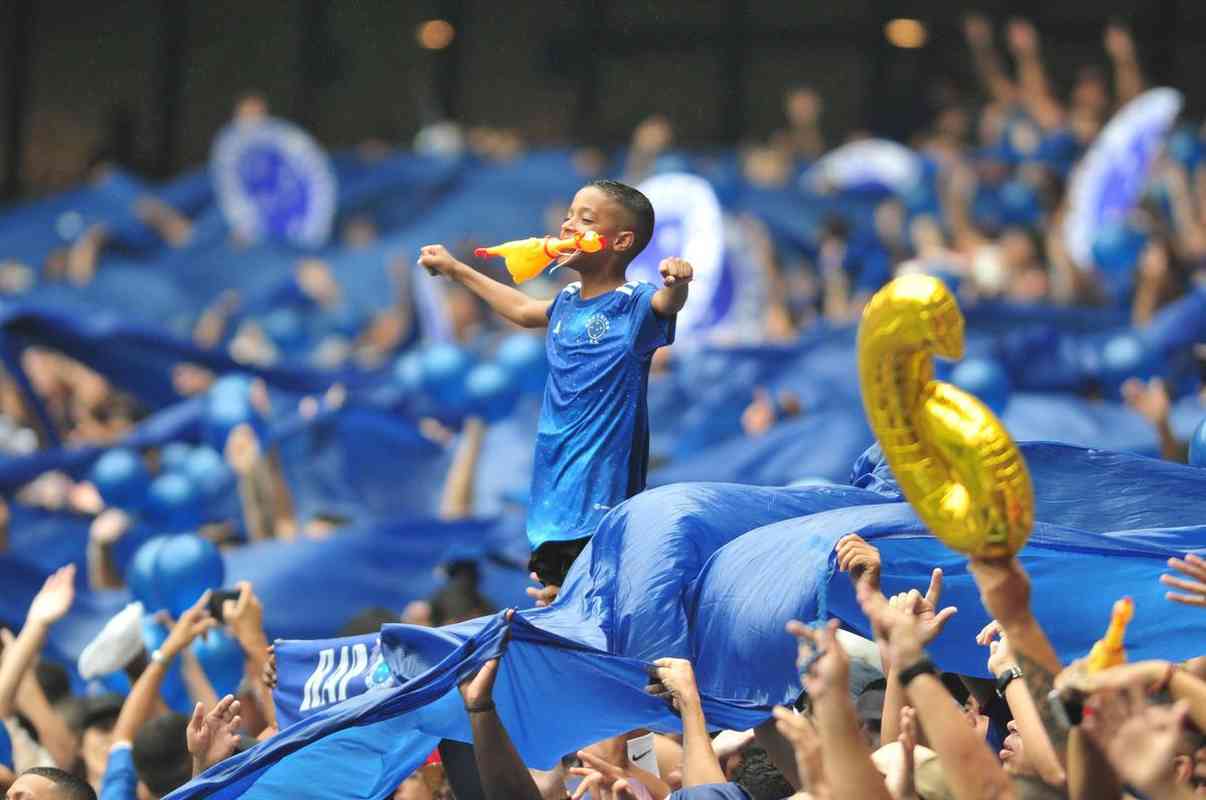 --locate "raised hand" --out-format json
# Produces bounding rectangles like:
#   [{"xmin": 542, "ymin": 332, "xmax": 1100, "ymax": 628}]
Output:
[
  {"xmin": 835, "ymin": 534, "xmax": 881, "ymax": 590},
  {"xmin": 1103, "ymin": 694, "xmax": 1192, "ymax": 795},
  {"xmin": 223, "ymin": 581, "xmax": 266, "ymax": 655},
  {"xmin": 911, "ymin": 569, "xmax": 957, "ymax": 642},
  {"xmin": 658, "ymin": 257, "xmax": 694, "ymax": 288},
  {"xmin": 977, "ymin": 620, "xmax": 1019, "ymax": 677},
  {"xmin": 458, "ymin": 610, "xmax": 513, "ymax": 711},
  {"xmin": 526, "ymin": 572, "xmax": 559, "ymax": 608},
  {"xmin": 417, "ymin": 244, "xmax": 461, "ymax": 279},
  {"xmin": 856, "ymin": 582, "xmax": 927, "ymax": 671},
  {"xmin": 772, "ymin": 706, "xmax": 829, "ymax": 799},
  {"xmin": 886, "ymin": 706, "xmax": 918, "ymax": 800},
  {"xmin": 187, "ymin": 694, "xmax": 243, "ymax": 775},
  {"xmin": 1161, "ymin": 553, "xmax": 1206, "ymax": 608},
  {"xmin": 89, "ymin": 509, "xmax": 132, "ymax": 546},
  {"xmin": 26, "ymin": 564, "xmax": 77, "ymax": 629},
  {"xmin": 262, "ymin": 645, "xmax": 277, "ymax": 690},
  {"xmin": 967, "ymin": 557, "xmax": 1032, "ymax": 628},
  {"xmin": 160, "ymin": 591, "xmax": 219, "ymax": 660},
  {"xmin": 1006, "ymin": 18, "xmax": 1039, "ymax": 54},
  {"xmin": 786, "ymin": 619, "xmax": 849, "ymax": 700},
  {"xmin": 646, "ymin": 657, "xmax": 702, "ymax": 712},
  {"xmin": 1122, "ymin": 377, "xmax": 1171, "ymax": 429}
]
